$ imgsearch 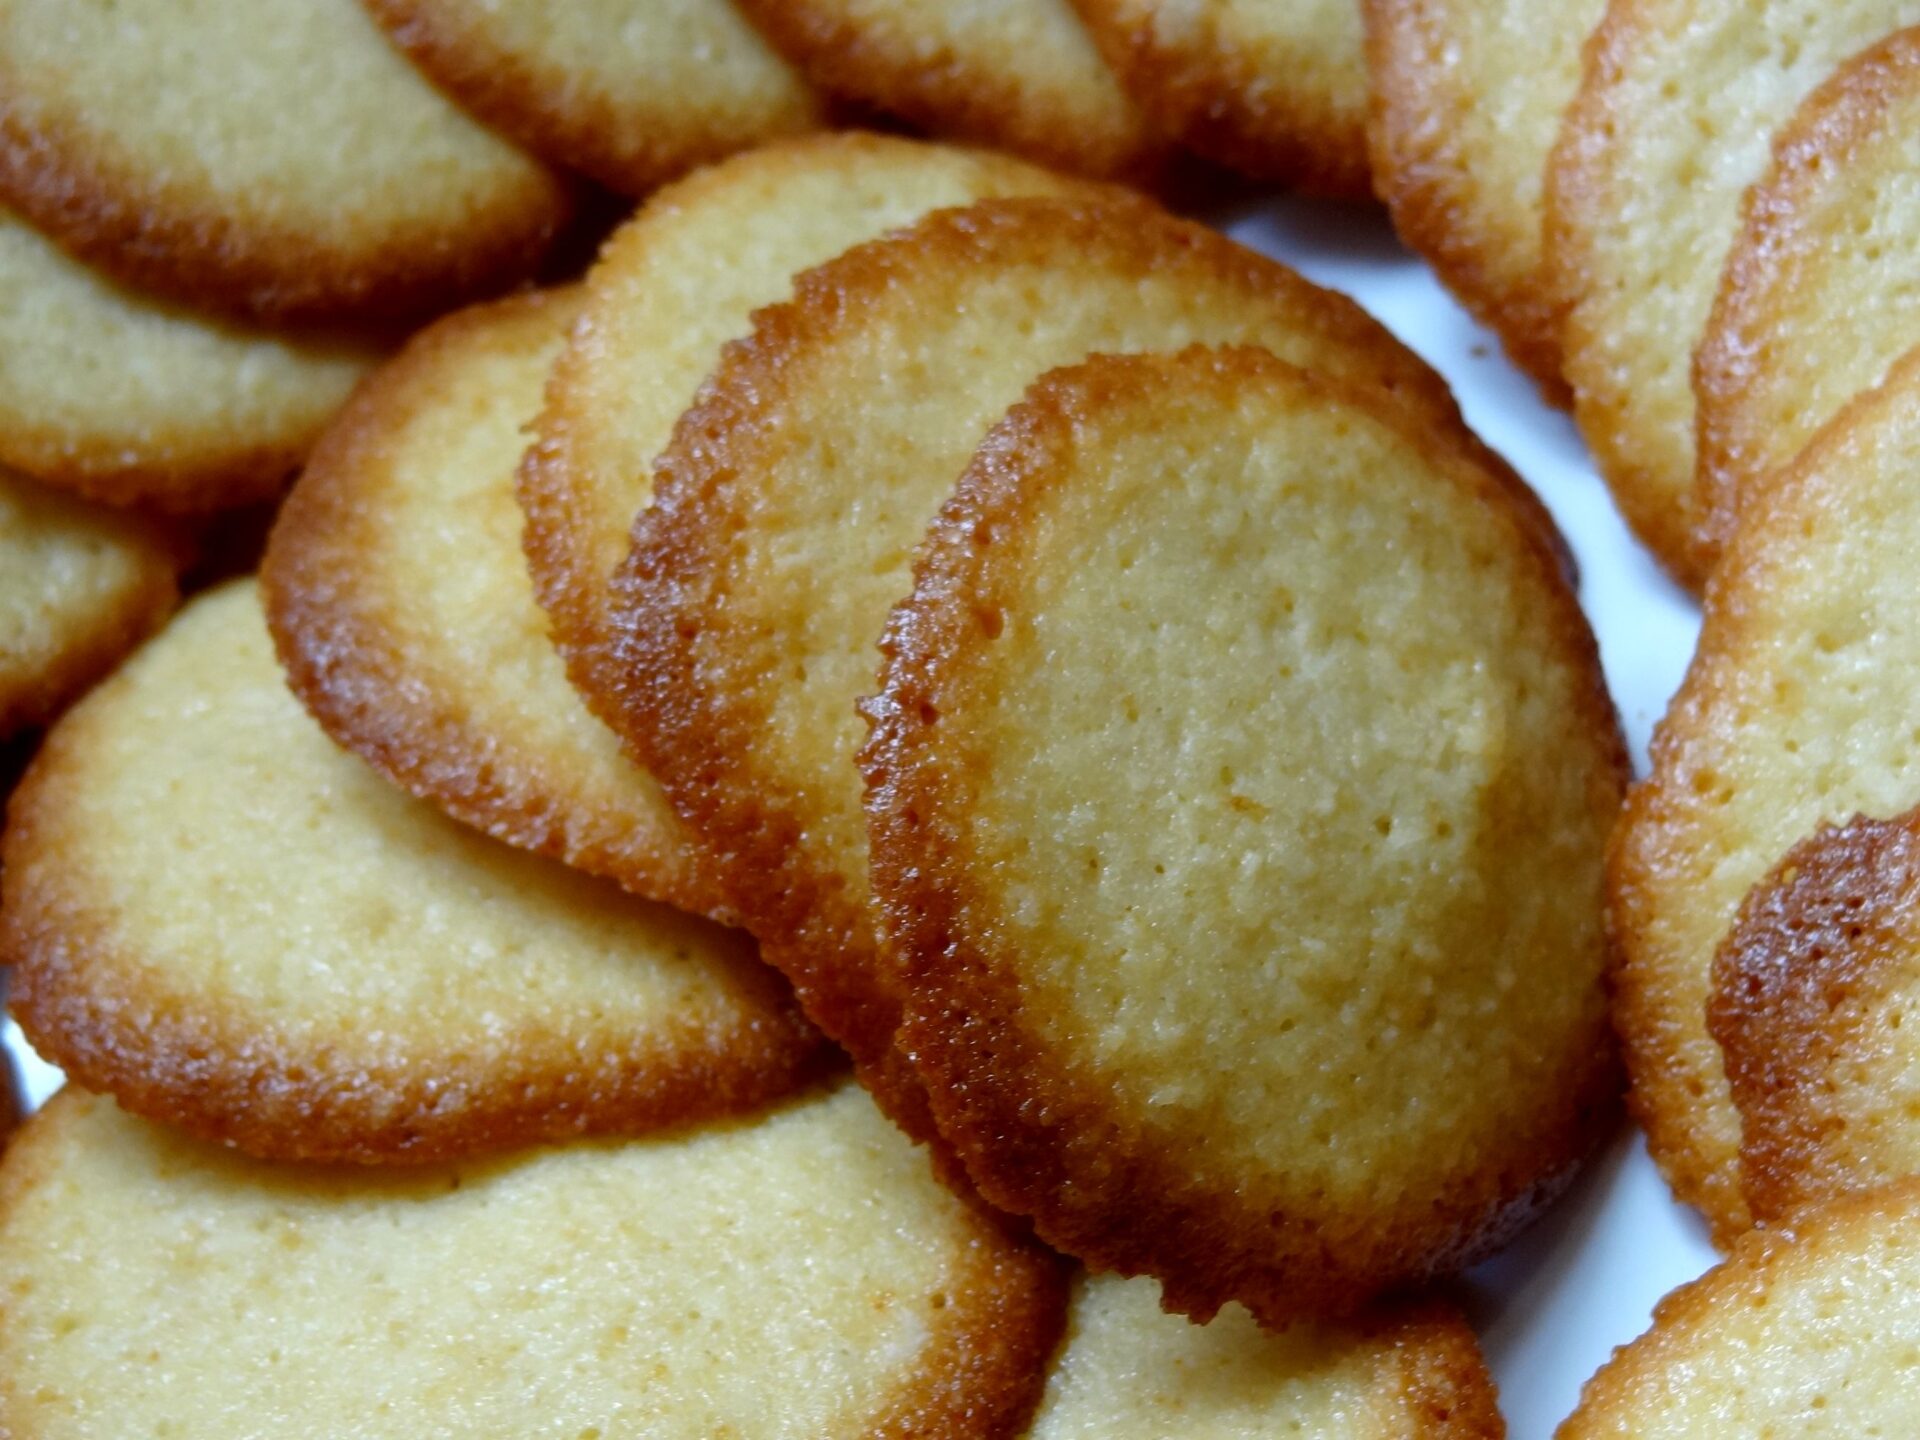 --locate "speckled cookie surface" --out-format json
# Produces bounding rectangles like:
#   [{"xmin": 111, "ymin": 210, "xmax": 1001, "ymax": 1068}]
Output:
[
  {"xmin": 1545, "ymin": 0, "xmax": 1920, "ymax": 588},
  {"xmin": 611, "ymin": 194, "xmax": 1473, "ymax": 1148},
  {"xmin": 1695, "ymin": 27, "xmax": 1920, "ymax": 567},
  {"xmin": 0, "ymin": 1084, "xmax": 1065, "ymax": 1439},
  {"xmin": 731, "ymin": 0, "xmax": 1157, "ymax": 177},
  {"xmin": 362, "ymin": 0, "xmax": 822, "ymax": 195},
  {"xmin": 1076, "ymin": 0, "xmax": 1371, "ymax": 195},
  {"xmin": 1613, "ymin": 351, "xmax": 1920, "ymax": 1244},
  {"xmin": 0, "ymin": 468, "xmax": 176, "ymax": 739},
  {"xmin": 862, "ymin": 347, "xmax": 1620, "ymax": 1324},
  {"xmin": 1, "ymin": 581, "xmax": 824, "ymax": 1164},
  {"xmin": 0, "ymin": 0, "xmax": 572, "ymax": 323},
  {"xmin": 1364, "ymin": 0, "xmax": 1605, "ymax": 393},
  {"xmin": 264, "ymin": 289, "xmax": 726, "ymax": 919}
]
